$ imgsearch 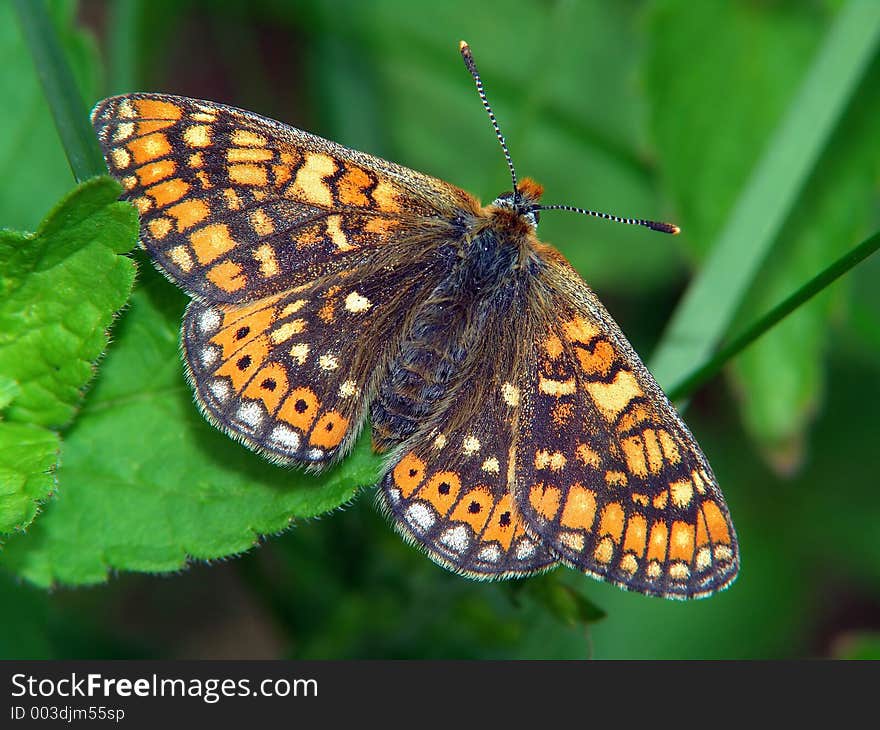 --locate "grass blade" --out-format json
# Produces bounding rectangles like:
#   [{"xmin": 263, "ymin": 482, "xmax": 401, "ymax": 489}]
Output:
[
  {"xmin": 668, "ymin": 230, "xmax": 880, "ymax": 402},
  {"xmin": 12, "ymin": 0, "xmax": 105, "ymax": 181},
  {"xmin": 649, "ymin": 0, "xmax": 880, "ymax": 391}
]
